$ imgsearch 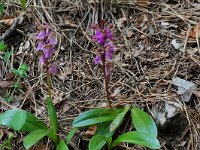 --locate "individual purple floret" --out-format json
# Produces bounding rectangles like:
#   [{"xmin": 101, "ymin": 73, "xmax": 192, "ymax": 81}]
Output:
[
  {"xmin": 94, "ymin": 54, "xmax": 102, "ymax": 65},
  {"xmin": 48, "ymin": 63, "xmax": 58, "ymax": 75},
  {"xmin": 36, "ymin": 23, "xmax": 58, "ymax": 75}
]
